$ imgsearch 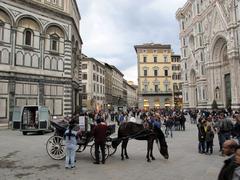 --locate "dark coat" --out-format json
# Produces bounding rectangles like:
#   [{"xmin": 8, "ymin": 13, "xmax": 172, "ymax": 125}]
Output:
[
  {"xmin": 205, "ymin": 130, "xmax": 214, "ymax": 142},
  {"xmin": 93, "ymin": 123, "xmax": 108, "ymax": 144},
  {"xmin": 218, "ymin": 156, "xmax": 238, "ymax": 180},
  {"xmin": 197, "ymin": 124, "xmax": 206, "ymax": 142}
]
